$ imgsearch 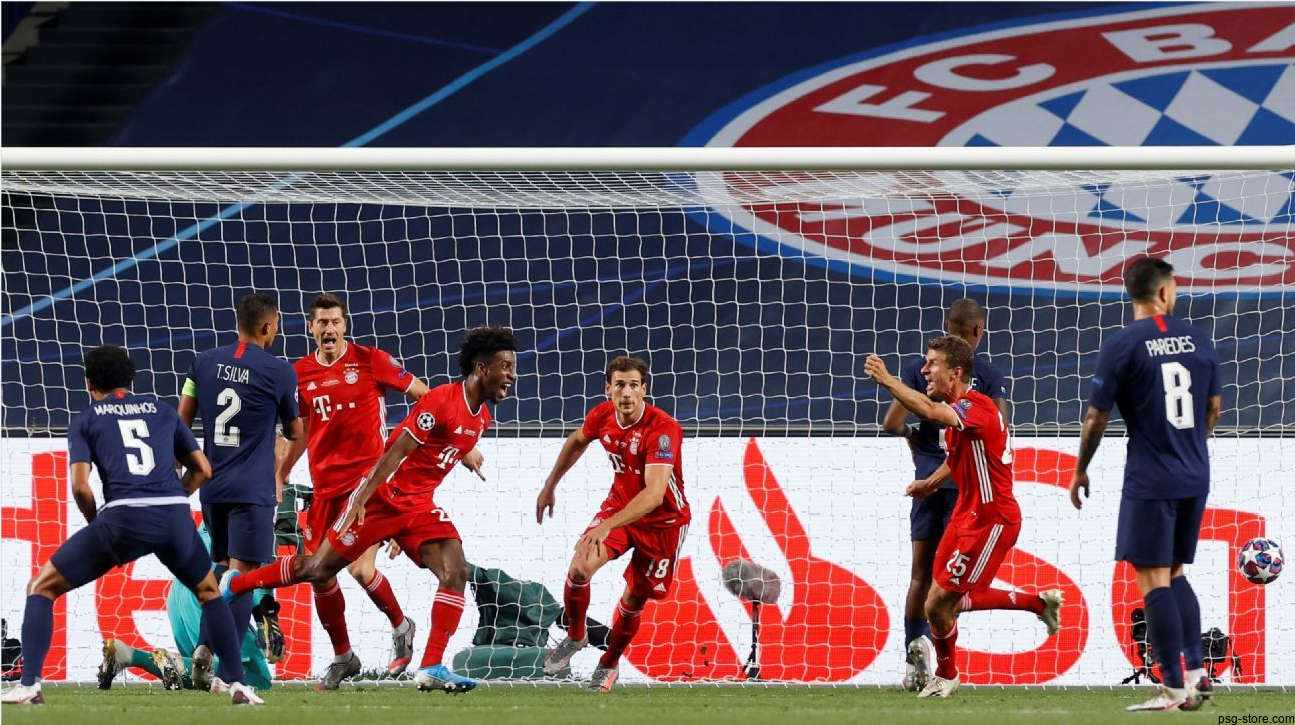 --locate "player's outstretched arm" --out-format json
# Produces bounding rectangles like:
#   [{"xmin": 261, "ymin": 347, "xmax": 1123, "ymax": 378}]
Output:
[
  {"xmin": 864, "ymin": 354, "xmax": 959, "ymax": 428},
  {"xmin": 69, "ymin": 462, "xmax": 98, "ymax": 524},
  {"xmin": 536, "ymin": 428, "xmax": 593, "ymax": 523},
  {"xmin": 179, "ymin": 448, "xmax": 212, "ymax": 494},
  {"xmin": 337, "ymin": 432, "xmax": 421, "ymax": 532},
  {"xmin": 1070, "ymin": 405, "xmax": 1110, "ymax": 510}
]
